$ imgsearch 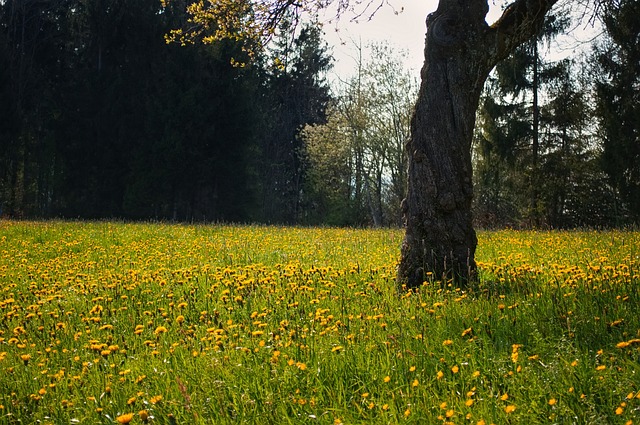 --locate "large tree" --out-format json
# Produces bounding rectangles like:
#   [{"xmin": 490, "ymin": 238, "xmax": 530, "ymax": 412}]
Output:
[
  {"xmin": 171, "ymin": 0, "xmax": 566, "ymax": 287},
  {"xmin": 398, "ymin": 0, "xmax": 564, "ymax": 287}
]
